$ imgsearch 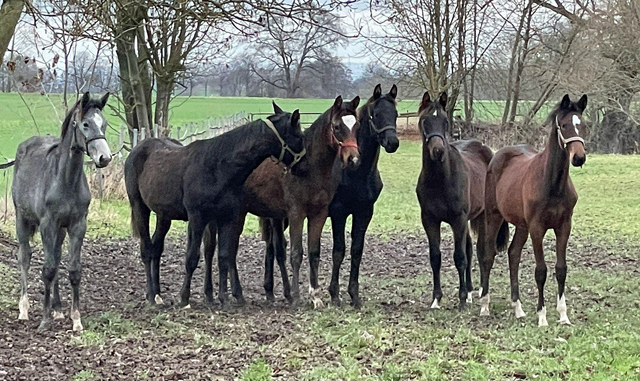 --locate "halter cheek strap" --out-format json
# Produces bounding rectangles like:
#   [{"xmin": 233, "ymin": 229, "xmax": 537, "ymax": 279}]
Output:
[
  {"xmin": 263, "ymin": 118, "xmax": 306, "ymax": 170},
  {"xmin": 72, "ymin": 111, "xmax": 107, "ymax": 154},
  {"xmin": 555, "ymin": 115, "xmax": 585, "ymax": 149}
]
